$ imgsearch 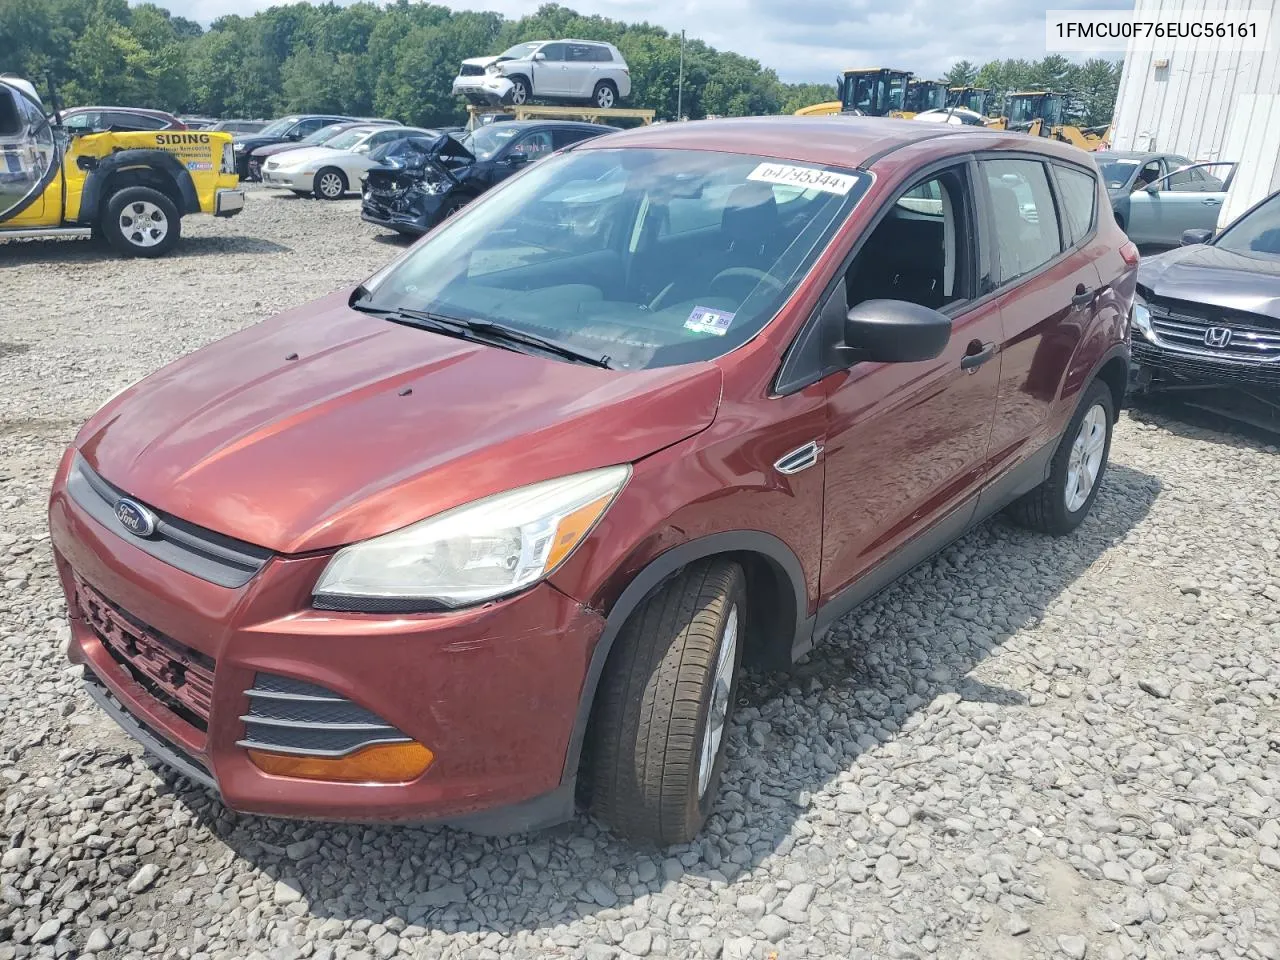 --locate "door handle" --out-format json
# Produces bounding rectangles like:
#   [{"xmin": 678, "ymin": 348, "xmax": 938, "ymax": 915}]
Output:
[
  {"xmin": 1202, "ymin": 198, "xmax": 1221, "ymax": 205},
  {"xmin": 1071, "ymin": 283, "xmax": 1096, "ymax": 309},
  {"xmin": 960, "ymin": 341, "xmax": 995, "ymax": 370}
]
